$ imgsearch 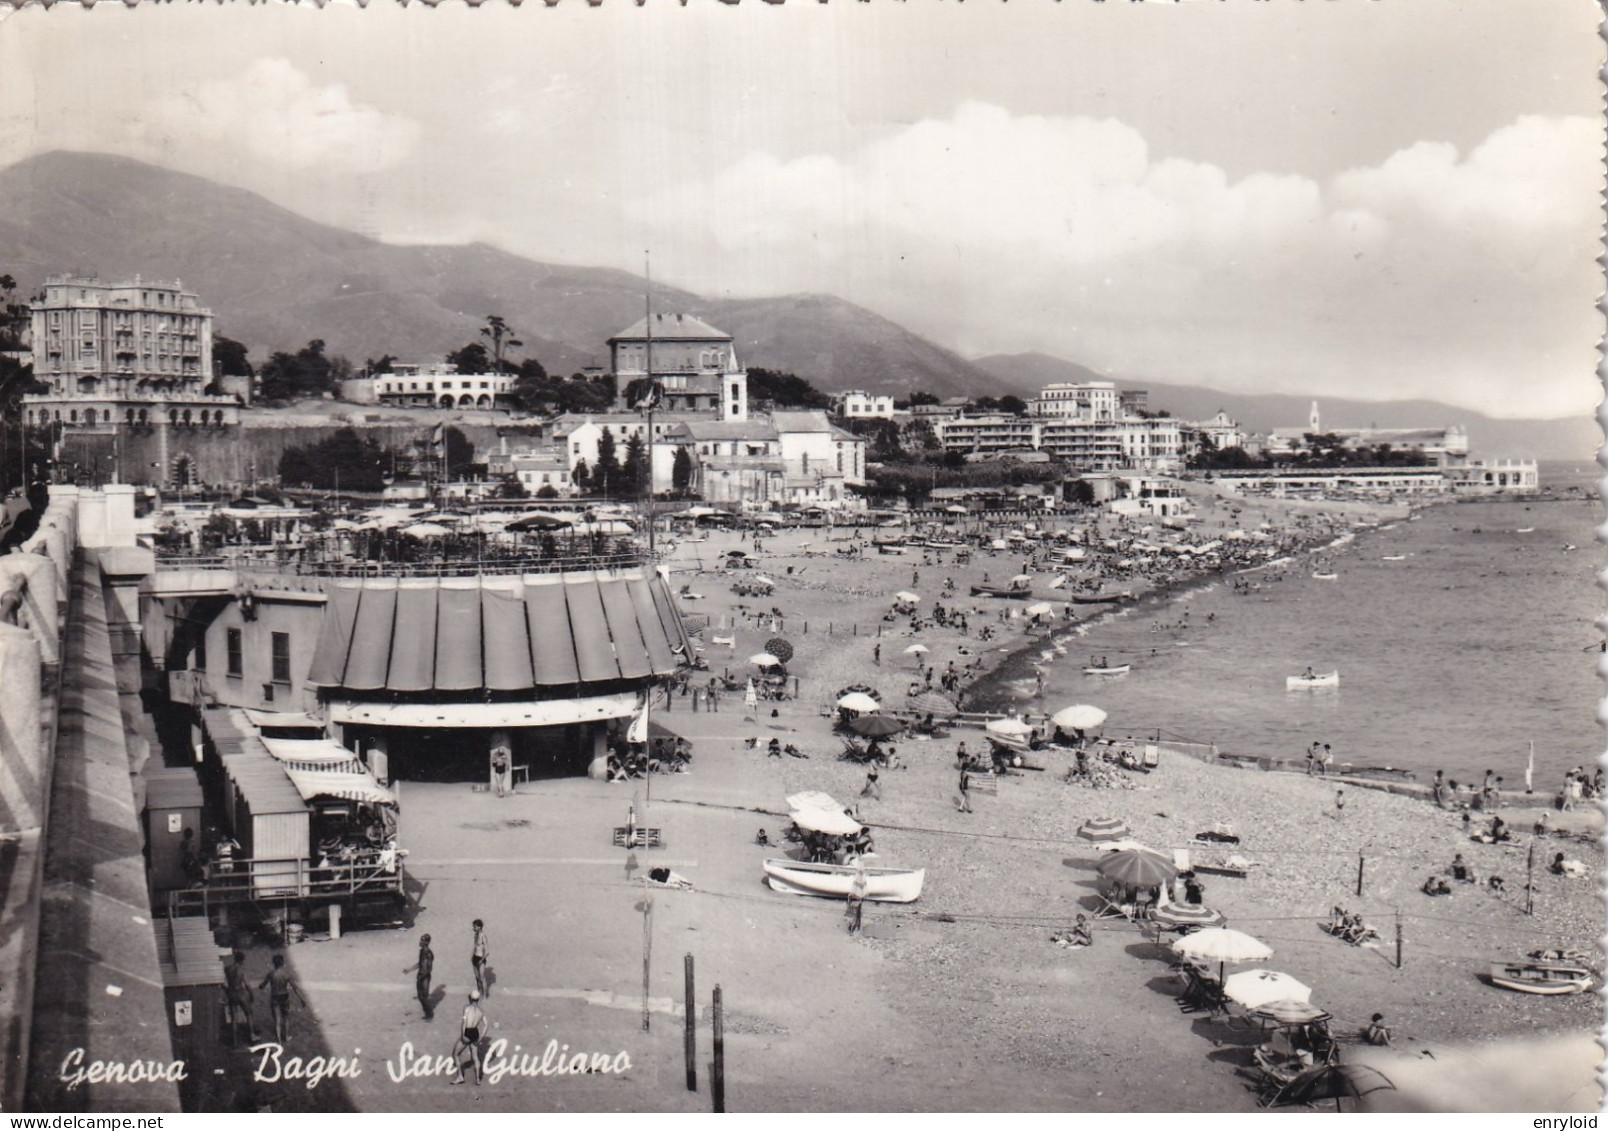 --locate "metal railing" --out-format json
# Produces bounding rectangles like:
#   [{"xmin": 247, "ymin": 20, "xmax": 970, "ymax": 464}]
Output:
[
  {"xmin": 166, "ymin": 855, "xmax": 407, "ymax": 921},
  {"xmin": 154, "ymin": 549, "xmax": 650, "ymax": 578}
]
